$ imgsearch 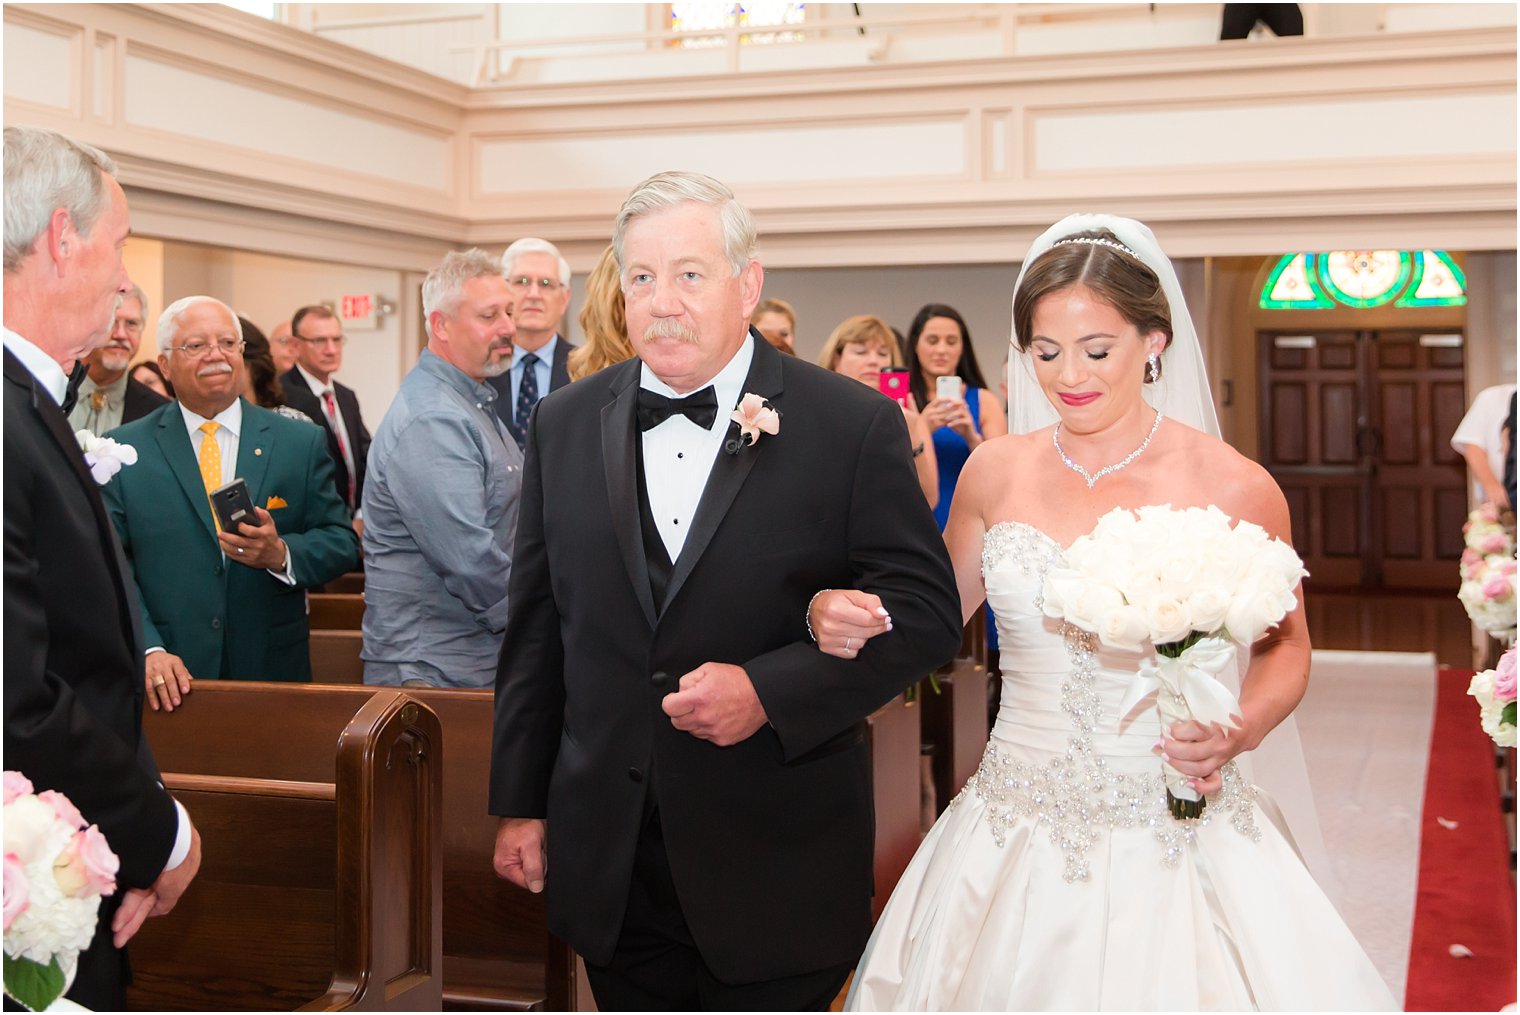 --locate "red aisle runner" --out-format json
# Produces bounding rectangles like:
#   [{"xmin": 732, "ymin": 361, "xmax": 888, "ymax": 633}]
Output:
[{"xmin": 1403, "ymin": 668, "xmax": 1517, "ymax": 1012}]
